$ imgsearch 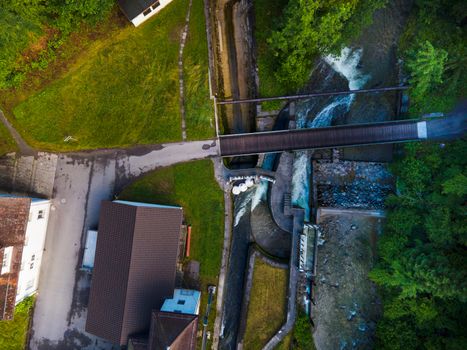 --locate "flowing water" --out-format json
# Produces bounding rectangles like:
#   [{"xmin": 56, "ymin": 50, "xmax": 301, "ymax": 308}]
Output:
[
  {"xmin": 291, "ymin": 48, "xmax": 370, "ymax": 220},
  {"xmin": 222, "ymin": 47, "xmax": 370, "ymax": 350}
]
